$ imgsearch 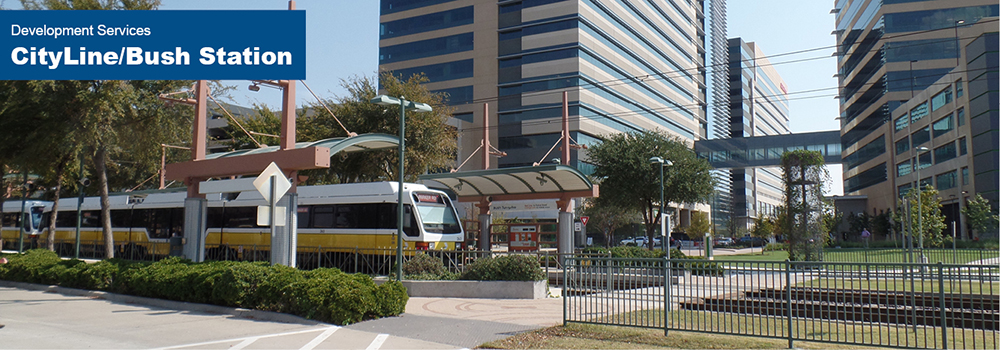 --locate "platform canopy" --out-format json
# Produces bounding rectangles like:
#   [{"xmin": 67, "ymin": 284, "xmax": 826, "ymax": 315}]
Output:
[
  {"xmin": 166, "ymin": 133, "xmax": 399, "ymax": 180},
  {"xmin": 419, "ymin": 164, "xmax": 598, "ymax": 202}
]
